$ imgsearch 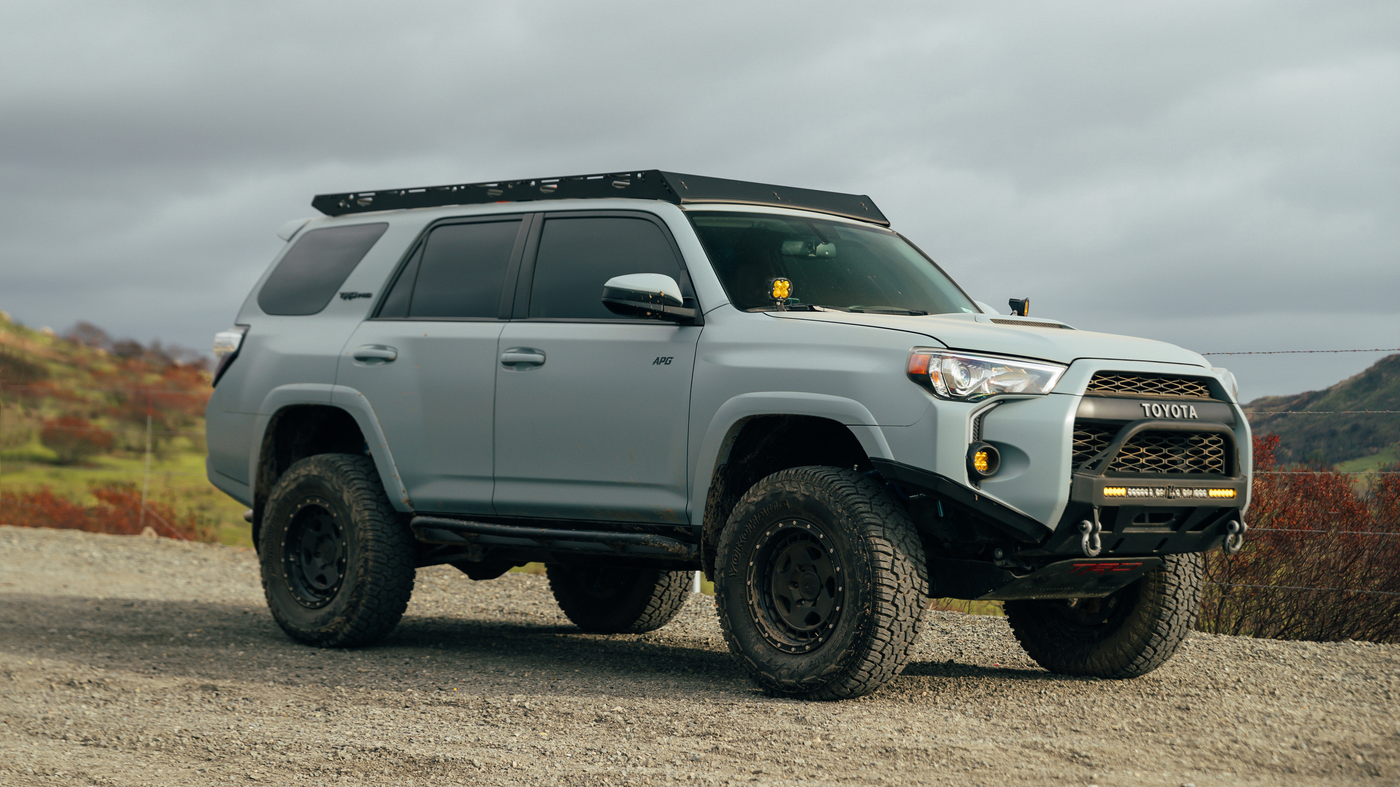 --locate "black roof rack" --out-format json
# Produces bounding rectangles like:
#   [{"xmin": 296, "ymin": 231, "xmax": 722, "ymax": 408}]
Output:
[{"xmin": 311, "ymin": 170, "xmax": 888, "ymax": 226}]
